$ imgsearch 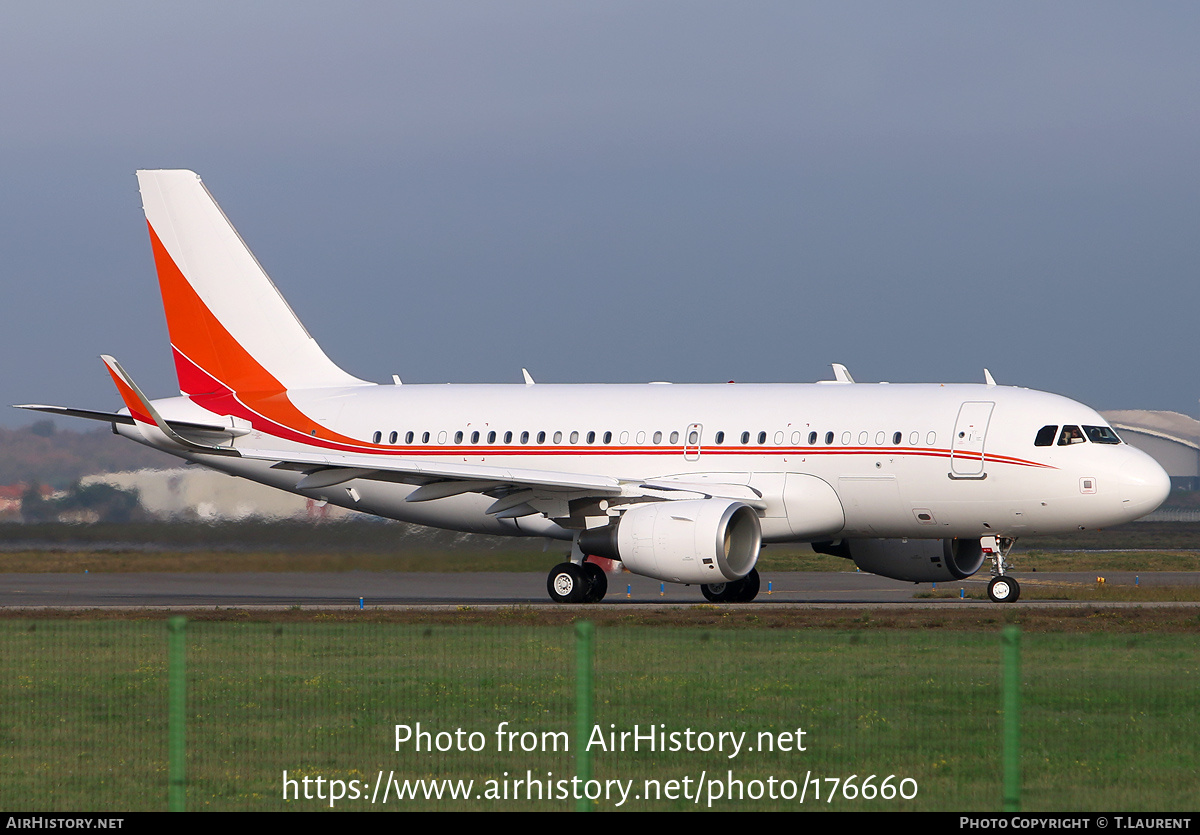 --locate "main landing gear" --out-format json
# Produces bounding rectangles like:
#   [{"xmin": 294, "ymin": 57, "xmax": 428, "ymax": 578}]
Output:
[
  {"xmin": 545, "ymin": 561, "xmax": 762, "ymax": 604},
  {"xmin": 983, "ymin": 536, "xmax": 1020, "ymax": 603},
  {"xmin": 546, "ymin": 561, "xmax": 608, "ymax": 603},
  {"xmin": 701, "ymin": 568, "xmax": 761, "ymax": 603}
]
